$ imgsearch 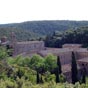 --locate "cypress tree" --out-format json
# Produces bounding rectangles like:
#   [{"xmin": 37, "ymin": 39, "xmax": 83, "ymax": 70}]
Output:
[
  {"xmin": 55, "ymin": 67, "xmax": 60, "ymax": 83},
  {"xmin": 81, "ymin": 66, "xmax": 86, "ymax": 84},
  {"xmin": 81, "ymin": 73, "xmax": 86, "ymax": 84},
  {"xmin": 71, "ymin": 51, "xmax": 78, "ymax": 84},
  {"xmin": 36, "ymin": 71, "xmax": 40, "ymax": 84},
  {"xmin": 57, "ymin": 56, "xmax": 62, "ymax": 74}
]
